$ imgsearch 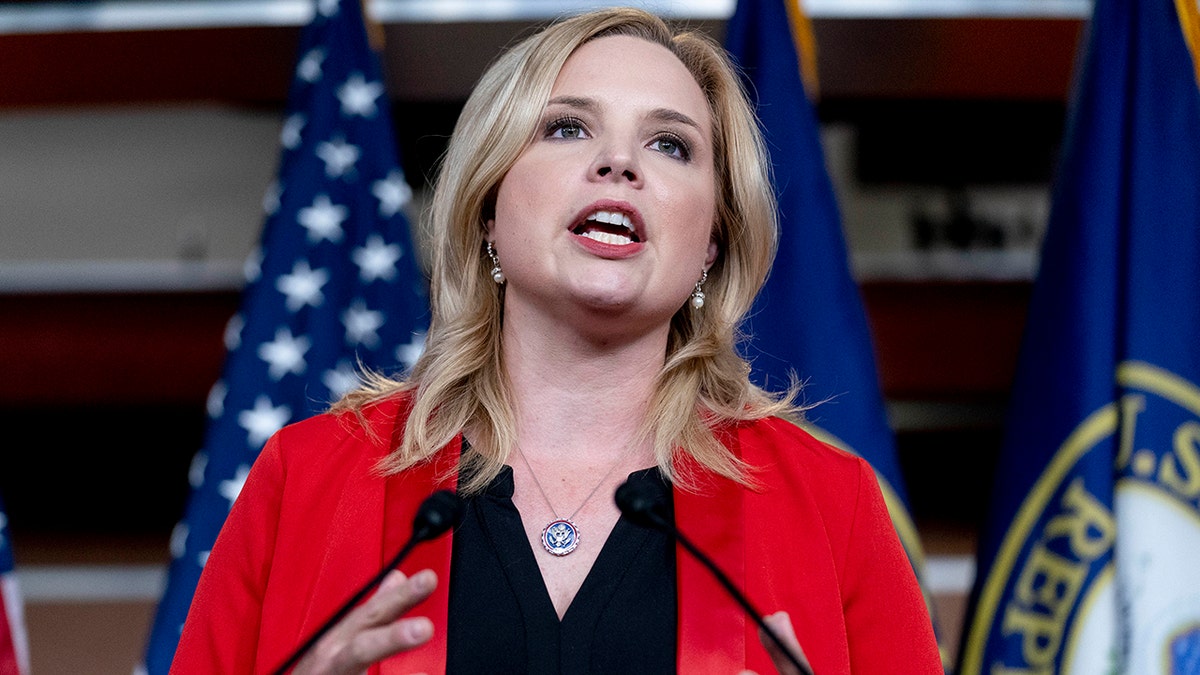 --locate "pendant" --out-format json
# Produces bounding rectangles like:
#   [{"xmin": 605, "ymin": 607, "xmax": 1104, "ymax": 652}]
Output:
[{"xmin": 541, "ymin": 518, "xmax": 580, "ymax": 556}]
